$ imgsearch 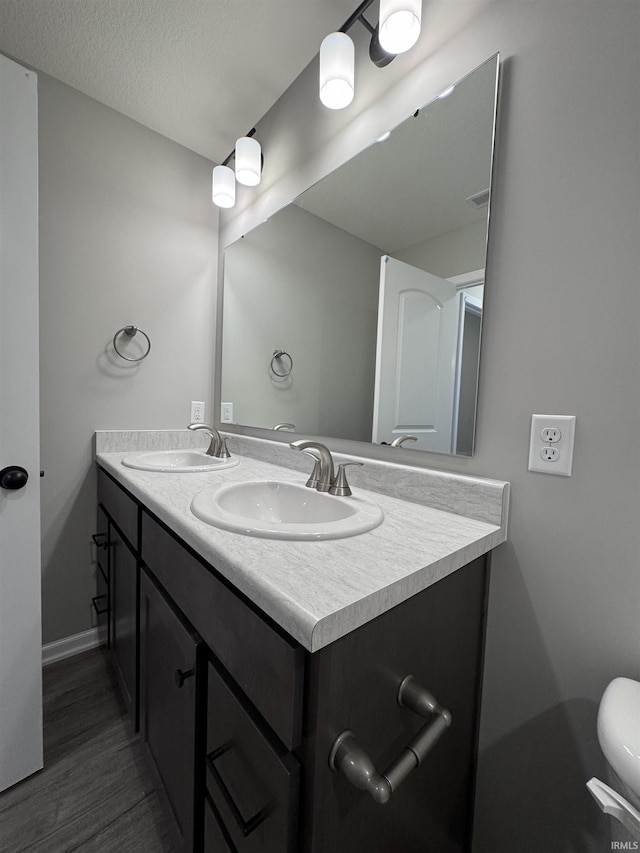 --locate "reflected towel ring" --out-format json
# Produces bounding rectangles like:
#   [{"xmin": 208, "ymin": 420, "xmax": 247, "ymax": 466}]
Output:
[
  {"xmin": 112, "ymin": 326, "xmax": 151, "ymax": 362},
  {"xmin": 270, "ymin": 349, "xmax": 293, "ymax": 377}
]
